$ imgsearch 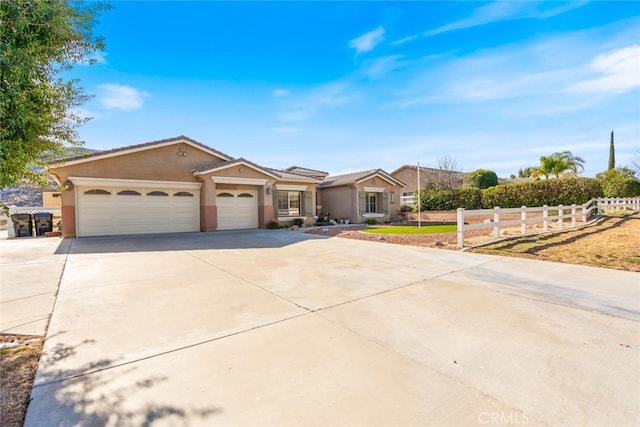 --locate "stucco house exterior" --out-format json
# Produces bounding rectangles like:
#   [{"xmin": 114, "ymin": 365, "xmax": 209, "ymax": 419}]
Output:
[
  {"xmin": 47, "ymin": 136, "xmax": 321, "ymax": 237},
  {"xmin": 391, "ymin": 165, "xmax": 466, "ymax": 208},
  {"xmin": 317, "ymin": 169, "xmax": 405, "ymax": 224}
]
